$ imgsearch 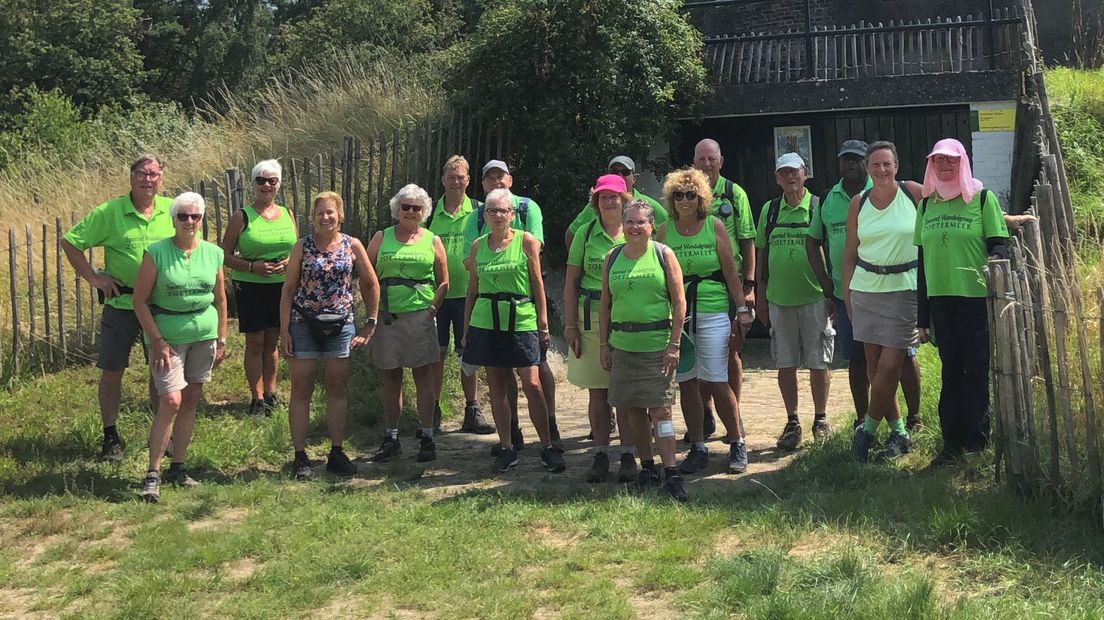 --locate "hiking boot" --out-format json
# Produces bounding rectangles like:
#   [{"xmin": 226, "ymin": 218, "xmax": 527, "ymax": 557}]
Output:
[
  {"xmin": 812, "ymin": 417, "xmax": 832, "ymax": 441},
  {"xmin": 326, "ymin": 447, "xmax": 357, "ymax": 476},
  {"xmin": 370, "ymin": 436, "xmax": 402, "ymax": 463},
  {"xmin": 548, "ymin": 416, "xmax": 565, "ymax": 451},
  {"xmin": 776, "ymin": 419, "xmax": 803, "ymax": 451},
  {"xmin": 633, "ymin": 465, "xmax": 661, "ymax": 491},
  {"xmin": 678, "ymin": 446, "xmax": 709, "ymax": 475},
  {"xmin": 460, "ymin": 403, "xmax": 495, "ymax": 434},
  {"xmin": 292, "ymin": 454, "xmax": 313, "ymax": 481},
  {"xmin": 877, "ymin": 431, "xmax": 911, "ymax": 460},
  {"xmin": 138, "ymin": 471, "xmax": 160, "ymax": 503},
  {"xmin": 249, "ymin": 398, "xmax": 267, "ymax": 418},
  {"xmin": 263, "ymin": 392, "xmax": 280, "ymax": 415},
  {"xmin": 541, "ymin": 446, "xmax": 567, "ymax": 473},
  {"xmin": 416, "ymin": 436, "xmax": 437, "ymax": 462},
  {"xmin": 492, "ymin": 446, "xmax": 518, "ymax": 473},
  {"xmin": 433, "ymin": 403, "xmax": 442, "ymax": 431},
  {"xmin": 99, "ymin": 436, "xmax": 124, "ymax": 462},
  {"xmin": 163, "ymin": 466, "xmax": 200, "ymax": 488},
  {"xmin": 853, "ymin": 417, "xmax": 863, "ymax": 430},
  {"xmin": 663, "ymin": 473, "xmax": 689, "ymax": 503},
  {"xmin": 905, "ymin": 415, "xmax": 923, "ymax": 433},
  {"xmin": 852, "ymin": 427, "xmax": 876, "ymax": 463},
  {"xmin": 728, "ymin": 440, "xmax": 748, "ymax": 474},
  {"xmin": 585, "ymin": 452, "xmax": 610, "ymax": 483},
  {"xmin": 616, "ymin": 452, "xmax": 639, "ymax": 483},
  {"xmin": 926, "ymin": 450, "xmax": 960, "ymax": 470}
]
